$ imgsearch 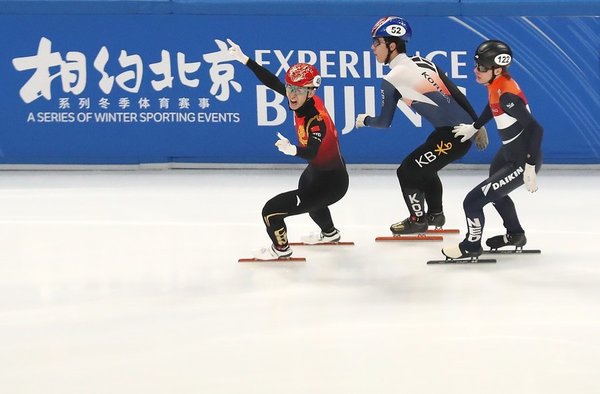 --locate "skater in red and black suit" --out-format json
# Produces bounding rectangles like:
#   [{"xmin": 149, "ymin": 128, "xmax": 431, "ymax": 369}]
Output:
[
  {"xmin": 355, "ymin": 16, "xmax": 486, "ymax": 235},
  {"xmin": 442, "ymin": 40, "xmax": 543, "ymax": 259},
  {"xmin": 227, "ymin": 39, "xmax": 349, "ymax": 260}
]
